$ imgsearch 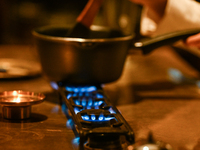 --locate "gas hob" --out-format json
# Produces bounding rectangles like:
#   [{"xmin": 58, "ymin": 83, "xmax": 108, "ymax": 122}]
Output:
[{"xmin": 58, "ymin": 85, "xmax": 134, "ymax": 150}]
